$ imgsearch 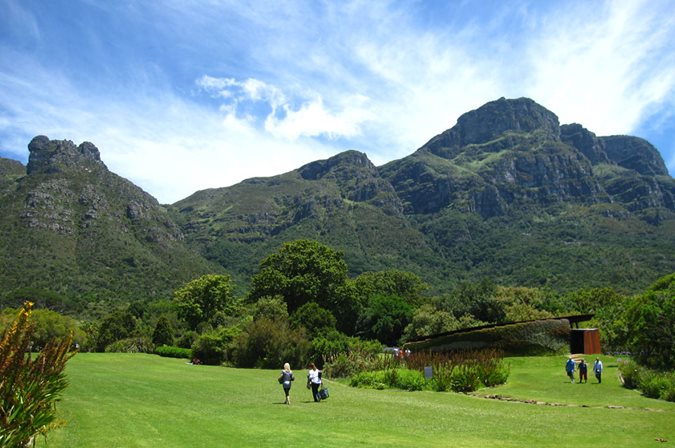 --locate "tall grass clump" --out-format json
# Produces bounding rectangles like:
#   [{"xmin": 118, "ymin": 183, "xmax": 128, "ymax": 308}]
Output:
[{"xmin": 0, "ymin": 301, "xmax": 76, "ymax": 447}]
